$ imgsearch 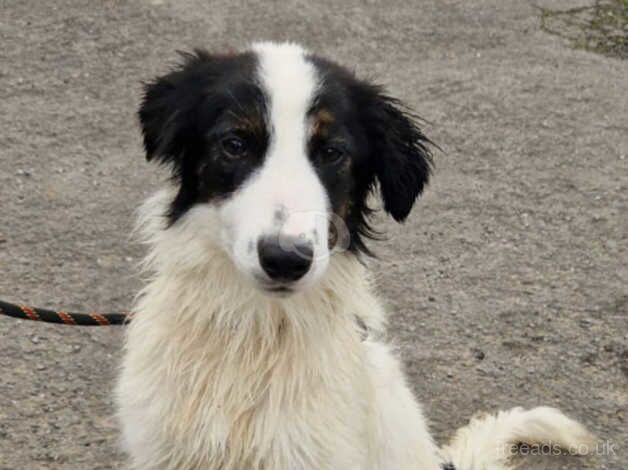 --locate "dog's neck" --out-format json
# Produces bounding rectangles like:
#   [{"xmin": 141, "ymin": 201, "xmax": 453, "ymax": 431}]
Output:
[
  {"xmin": 136, "ymin": 244, "xmax": 376, "ymax": 346},
  {"xmin": 124, "ymin": 191, "xmax": 387, "ymax": 464},
  {"xmin": 133, "ymin": 189, "xmax": 385, "ymax": 345}
]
